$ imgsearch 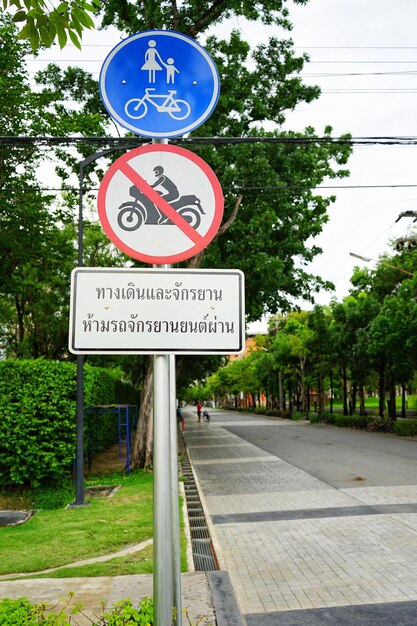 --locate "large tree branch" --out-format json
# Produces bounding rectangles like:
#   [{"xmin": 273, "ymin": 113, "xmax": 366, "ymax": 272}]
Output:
[
  {"xmin": 186, "ymin": 194, "xmax": 243, "ymax": 269},
  {"xmin": 189, "ymin": 0, "xmax": 230, "ymax": 37},
  {"xmin": 170, "ymin": 0, "xmax": 180, "ymax": 30},
  {"xmin": 215, "ymin": 193, "xmax": 243, "ymax": 238}
]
